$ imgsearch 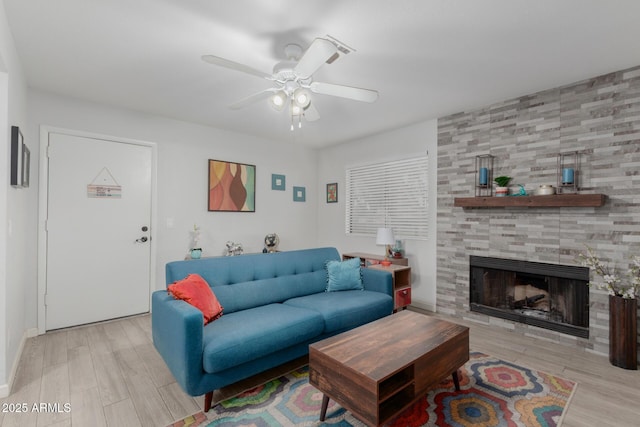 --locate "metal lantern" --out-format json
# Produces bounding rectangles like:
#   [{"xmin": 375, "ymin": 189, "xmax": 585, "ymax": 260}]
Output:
[
  {"xmin": 557, "ymin": 152, "xmax": 579, "ymax": 194},
  {"xmin": 475, "ymin": 155, "xmax": 494, "ymax": 197}
]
